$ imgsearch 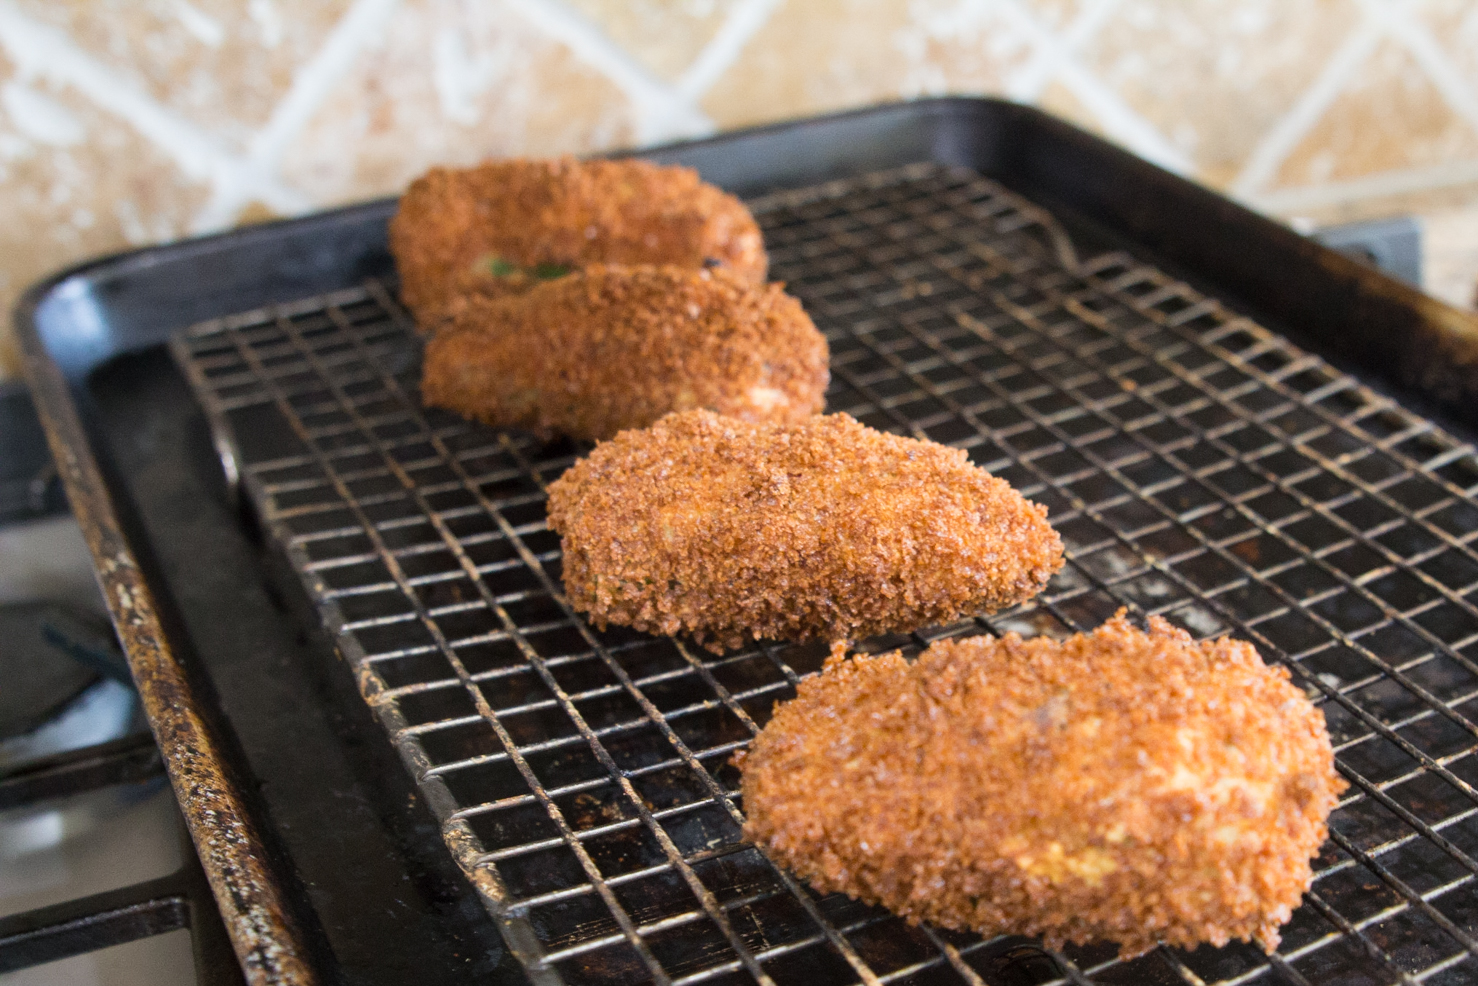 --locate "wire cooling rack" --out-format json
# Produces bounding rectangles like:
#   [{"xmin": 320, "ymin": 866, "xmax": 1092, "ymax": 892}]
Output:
[{"xmin": 171, "ymin": 163, "xmax": 1478, "ymax": 986}]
